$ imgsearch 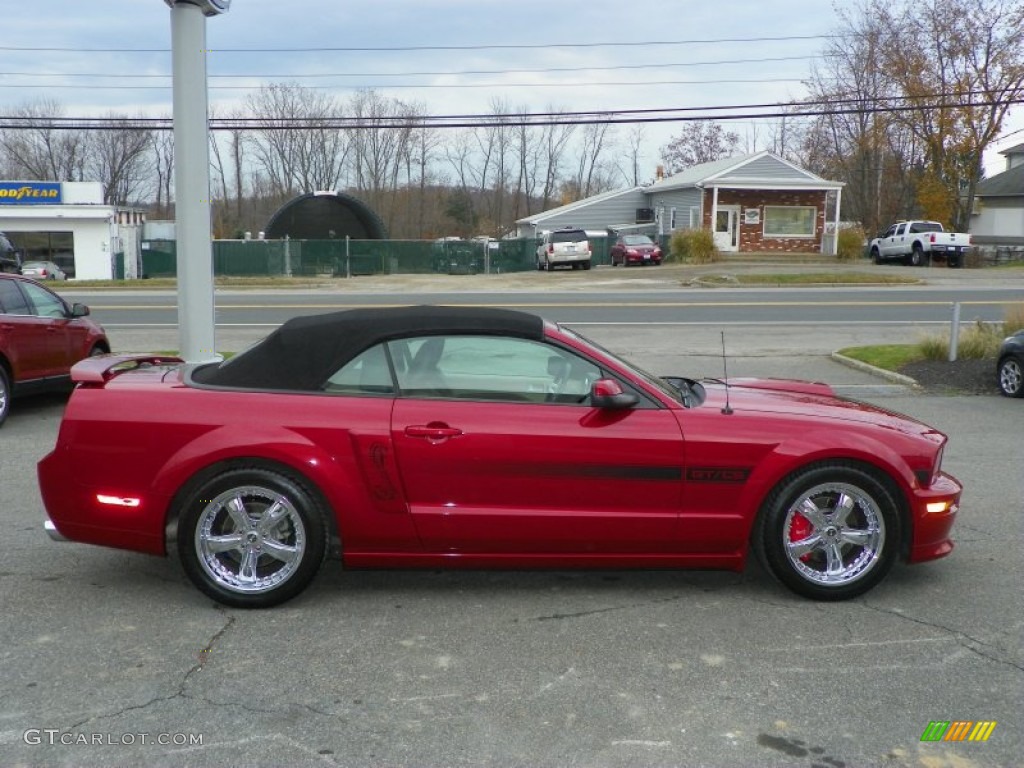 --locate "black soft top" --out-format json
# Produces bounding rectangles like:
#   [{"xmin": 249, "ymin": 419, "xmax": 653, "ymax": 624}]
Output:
[{"xmin": 189, "ymin": 305, "xmax": 545, "ymax": 391}]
